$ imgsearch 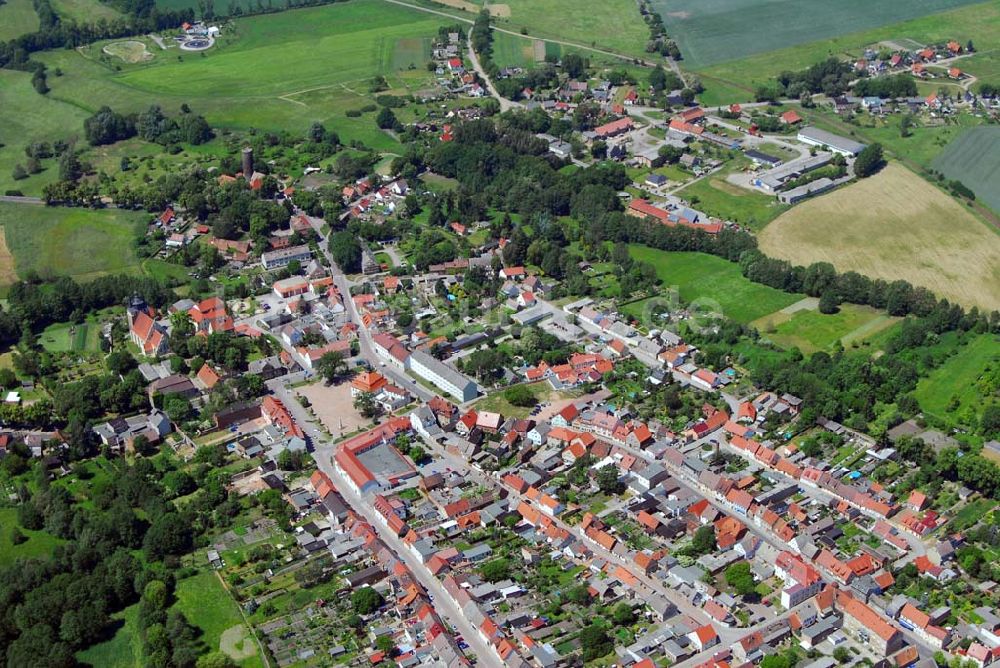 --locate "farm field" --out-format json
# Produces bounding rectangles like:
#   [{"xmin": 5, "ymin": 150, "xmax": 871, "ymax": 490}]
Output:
[
  {"xmin": 0, "ymin": 0, "xmax": 38, "ymax": 41},
  {"xmin": 914, "ymin": 333, "xmax": 1000, "ymax": 427},
  {"xmin": 0, "ymin": 70, "xmax": 91, "ymax": 197},
  {"xmin": 931, "ymin": 127, "xmax": 1000, "ymax": 215},
  {"xmin": 0, "ymin": 202, "xmax": 146, "ymax": 285},
  {"xmin": 753, "ymin": 303, "xmax": 899, "ymax": 354},
  {"xmin": 174, "ymin": 570, "xmax": 264, "ymax": 667},
  {"xmin": 627, "ymin": 246, "xmax": 801, "ymax": 323},
  {"xmin": 489, "ymin": 0, "xmax": 650, "ymax": 59},
  {"xmin": 654, "ymin": 0, "xmax": 985, "ymax": 69},
  {"xmin": 678, "ymin": 165, "xmax": 788, "ymax": 231},
  {"xmin": 759, "ymin": 163, "xmax": 1000, "ymax": 311},
  {"xmin": 690, "ymin": 1, "xmax": 1000, "ymax": 104},
  {"xmin": 33, "ymin": 0, "xmax": 446, "ymax": 143}
]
